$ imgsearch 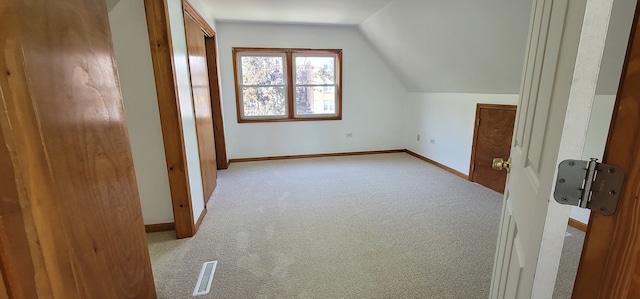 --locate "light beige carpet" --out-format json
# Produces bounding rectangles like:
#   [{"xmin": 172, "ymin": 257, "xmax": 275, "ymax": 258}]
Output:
[
  {"xmin": 554, "ymin": 226, "xmax": 585, "ymax": 299},
  {"xmin": 147, "ymin": 153, "xmax": 582, "ymax": 298}
]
